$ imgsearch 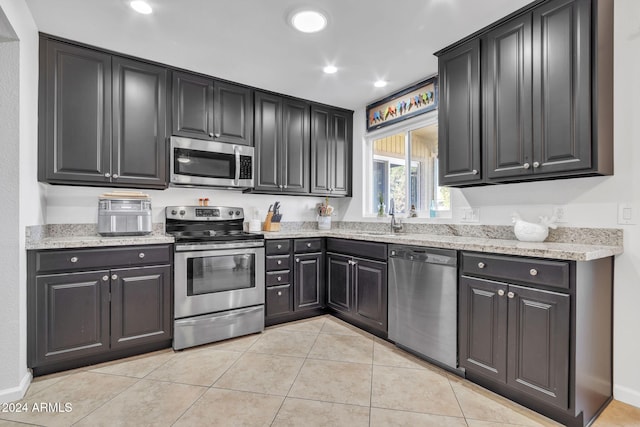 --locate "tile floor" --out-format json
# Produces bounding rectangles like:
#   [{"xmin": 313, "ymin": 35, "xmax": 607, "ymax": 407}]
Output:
[{"xmin": 2, "ymin": 315, "xmax": 639, "ymax": 426}]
